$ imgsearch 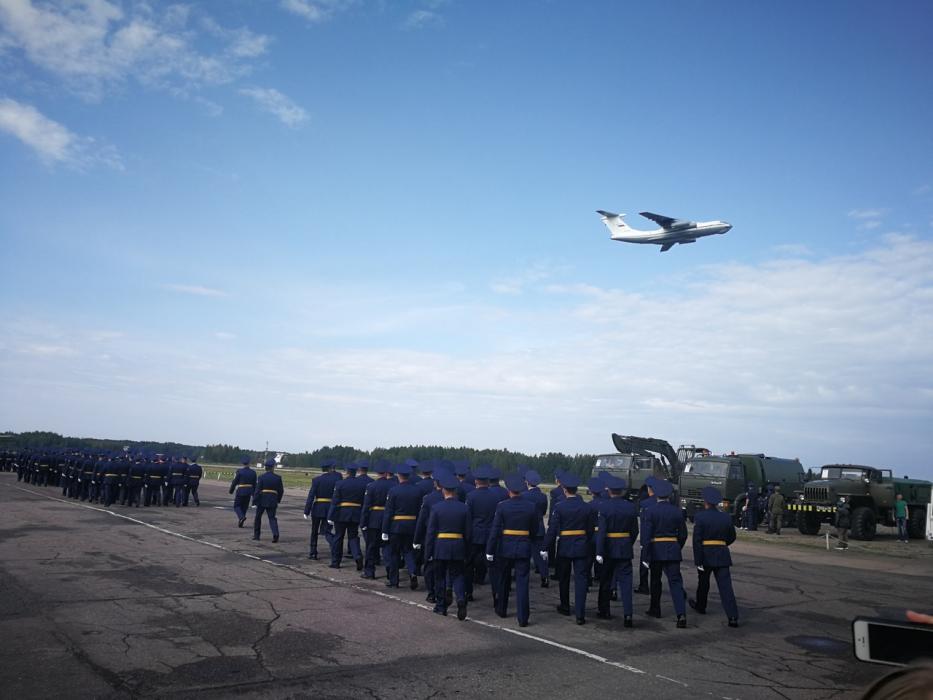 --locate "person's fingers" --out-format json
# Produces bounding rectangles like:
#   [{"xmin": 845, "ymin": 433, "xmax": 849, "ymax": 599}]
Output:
[{"xmin": 906, "ymin": 610, "xmax": 933, "ymax": 625}]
